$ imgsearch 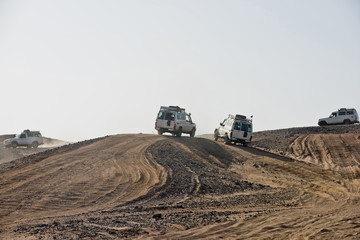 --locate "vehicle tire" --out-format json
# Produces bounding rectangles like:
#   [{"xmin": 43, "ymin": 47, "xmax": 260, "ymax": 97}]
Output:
[
  {"xmin": 318, "ymin": 121, "xmax": 327, "ymax": 126},
  {"xmin": 190, "ymin": 128, "xmax": 196, "ymax": 137},
  {"xmin": 32, "ymin": 141, "xmax": 39, "ymax": 148},
  {"xmin": 11, "ymin": 142, "xmax": 18, "ymax": 148},
  {"xmin": 214, "ymin": 130, "xmax": 219, "ymax": 141},
  {"xmin": 157, "ymin": 129, "xmax": 163, "ymax": 135},
  {"xmin": 343, "ymin": 119, "xmax": 351, "ymax": 125},
  {"xmin": 176, "ymin": 128, "xmax": 182, "ymax": 137},
  {"xmin": 224, "ymin": 134, "xmax": 230, "ymax": 144}
]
